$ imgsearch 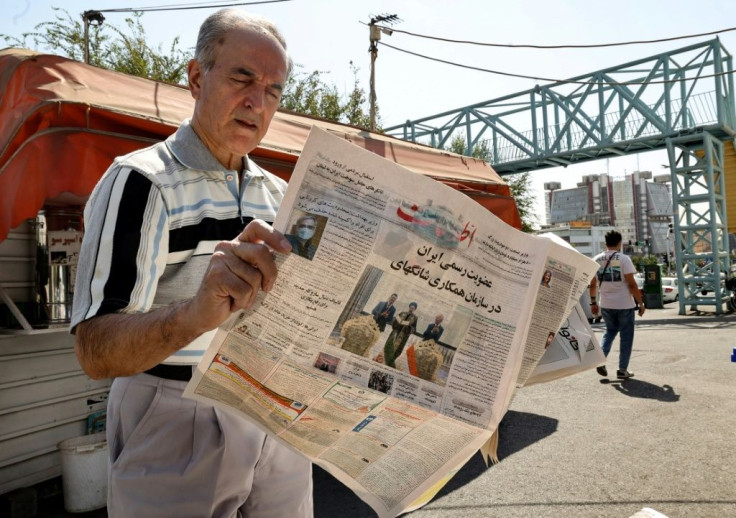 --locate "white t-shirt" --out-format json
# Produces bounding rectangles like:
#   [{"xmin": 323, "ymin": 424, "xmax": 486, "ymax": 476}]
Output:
[{"xmin": 593, "ymin": 249, "xmax": 636, "ymax": 309}]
